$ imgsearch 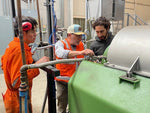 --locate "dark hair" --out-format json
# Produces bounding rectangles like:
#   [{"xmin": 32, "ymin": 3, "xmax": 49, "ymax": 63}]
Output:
[
  {"xmin": 92, "ymin": 16, "xmax": 111, "ymax": 30},
  {"xmin": 14, "ymin": 16, "xmax": 38, "ymax": 37}
]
